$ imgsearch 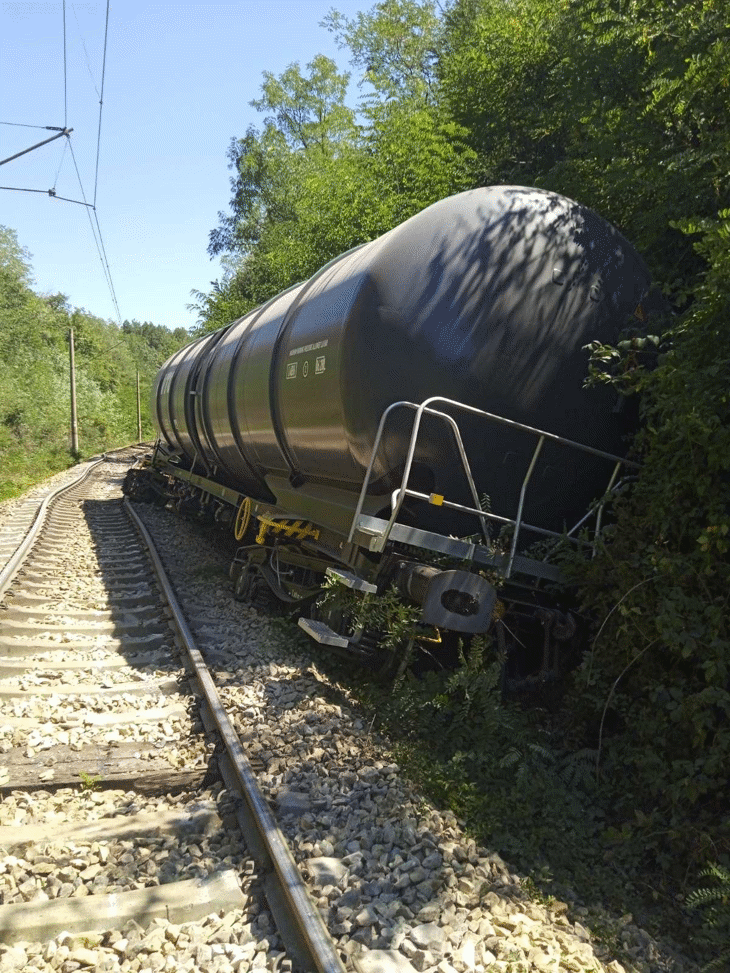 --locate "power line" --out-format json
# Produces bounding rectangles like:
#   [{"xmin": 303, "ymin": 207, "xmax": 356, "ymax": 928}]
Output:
[
  {"xmin": 0, "ymin": 122, "xmax": 65, "ymax": 130},
  {"xmin": 93, "ymin": 211, "xmax": 121, "ymax": 324},
  {"xmin": 93, "ymin": 0, "xmax": 111, "ymax": 209},
  {"xmin": 72, "ymin": 3, "xmax": 101, "ymax": 99},
  {"xmin": 52, "ymin": 136, "xmax": 69, "ymax": 191},
  {"xmin": 62, "ymin": 1, "xmax": 68, "ymax": 128},
  {"xmin": 68, "ymin": 136, "xmax": 122, "ymax": 326},
  {"xmin": 3, "ymin": 5, "xmax": 122, "ymax": 329}
]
